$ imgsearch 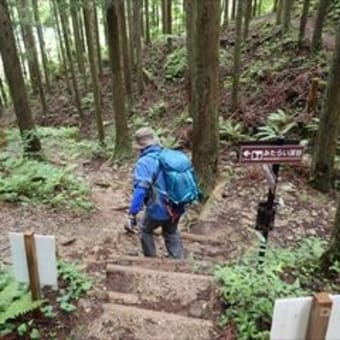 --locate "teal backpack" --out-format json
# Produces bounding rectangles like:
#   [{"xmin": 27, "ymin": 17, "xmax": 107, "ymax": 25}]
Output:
[{"xmin": 154, "ymin": 148, "xmax": 201, "ymax": 206}]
